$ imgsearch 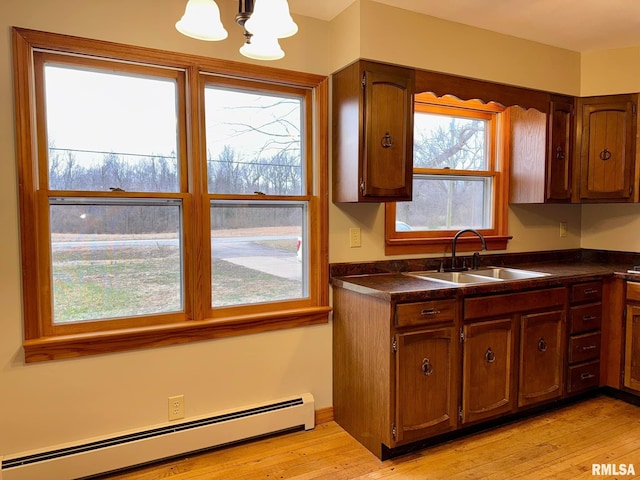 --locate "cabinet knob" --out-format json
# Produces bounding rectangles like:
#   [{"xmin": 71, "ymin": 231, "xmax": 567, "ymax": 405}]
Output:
[
  {"xmin": 599, "ymin": 148, "xmax": 612, "ymax": 161},
  {"xmin": 421, "ymin": 358, "xmax": 434, "ymax": 376},
  {"xmin": 381, "ymin": 132, "xmax": 395, "ymax": 149},
  {"xmin": 538, "ymin": 337, "xmax": 548, "ymax": 353},
  {"xmin": 485, "ymin": 347, "xmax": 496, "ymax": 364}
]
